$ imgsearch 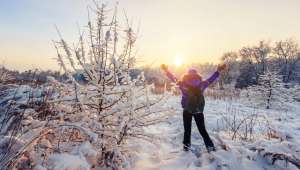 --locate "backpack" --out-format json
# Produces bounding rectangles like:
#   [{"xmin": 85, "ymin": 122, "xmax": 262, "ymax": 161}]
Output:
[
  {"xmin": 185, "ymin": 85, "xmax": 205, "ymax": 114},
  {"xmin": 182, "ymin": 74, "xmax": 205, "ymax": 114}
]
